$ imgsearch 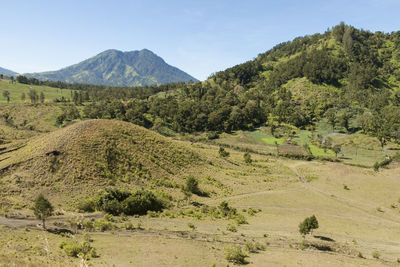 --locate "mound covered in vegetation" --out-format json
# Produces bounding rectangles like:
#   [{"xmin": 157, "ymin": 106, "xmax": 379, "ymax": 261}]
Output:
[{"xmin": 0, "ymin": 119, "xmax": 199, "ymax": 207}]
